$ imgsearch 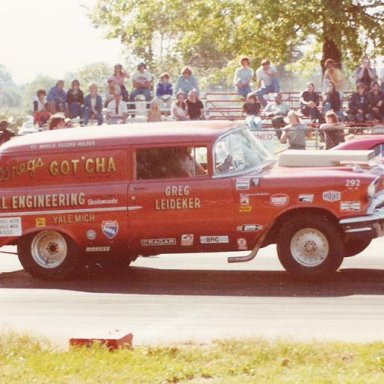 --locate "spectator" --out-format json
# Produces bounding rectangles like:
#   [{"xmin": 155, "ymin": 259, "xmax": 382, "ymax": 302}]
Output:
[
  {"xmin": 323, "ymin": 81, "xmax": 344, "ymax": 121},
  {"xmin": 252, "ymin": 59, "xmax": 280, "ymax": 107},
  {"xmin": 175, "ymin": 66, "xmax": 199, "ymax": 96},
  {"xmin": 264, "ymin": 93, "xmax": 289, "ymax": 138},
  {"xmin": 243, "ymin": 94, "xmax": 261, "ymax": 130},
  {"xmin": 300, "ymin": 82, "xmax": 325, "ymax": 124},
  {"xmin": 320, "ymin": 111, "xmax": 345, "ymax": 149},
  {"xmin": 130, "ymin": 62, "xmax": 153, "ymax": 109},
  {"xmin": 171, "ymin": 91, "xmax": 188, "ymax": 121},
  {"xmin": 82, "ymin": 83, "xmax": 103, "ymax": 126},
  {"xmin": 107, "ymin": 92, "xmax": 128, "ymax": 124},
  {"xmin": 46, "ymin": 80, "xmax": 66, "ymax": 114},
  {"xmin": 379, "ymin": 59, "xmax": 384, "ymax": 94},
  {"xmin": 113, "ymin": 63, "xmax": 129, "ymax": 101},
  {"xmin": 33, "ymin": 89, "xmax": 50, "ymax": 127},
  {"xmin": 147, "ymin": 100, "xmax": 162, "ymax": 122},
  {"xmin": 66, "ymin": 80, "xmax": 84, "ymax": 119},
  {"xmin": 355, "ymin": 56, "xmax": 377, "ymax": 90},
  {"xmin": 105, "ymin": 76, "xmax": 121, "ymax": 107},
  {"xmin": 48, "ymin": 113, "xmax": 66, "ymax": 130},
  {"xmin": 367, "ymin": 81, "xmax": 384, "ymax": 122},
  {"xmin": 322, "ymin": 59, "xmax": 344, "ymax": 95},
  {"xmin": 348, "ymin": 82, "xmax": 370, "ymax": 123},
  {"xmin": 233, "ymin": 57, "xmax": 254, "ymax": 99},
  {"xmin": 186, "ymin": 90, "xmax": 204, "ymax": 120},
  {"xmin": 156, "ymin": 72, "xmax": 173, "ymax": 111},
  {"xmin": 0, "ymin": 121, "xmax": 14, "ymax": 145},
  {"xmin": 280, "ymin": 110, "xmax": 309, "ymax": 150}
]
